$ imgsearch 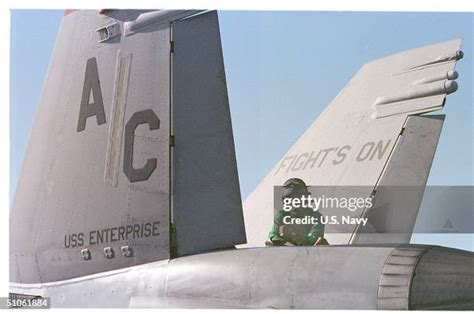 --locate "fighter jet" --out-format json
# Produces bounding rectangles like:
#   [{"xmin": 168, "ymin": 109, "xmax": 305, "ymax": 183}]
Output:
[{"xmin": 9, "ymin": 10, "xmax": 473, "ymax": 309}]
